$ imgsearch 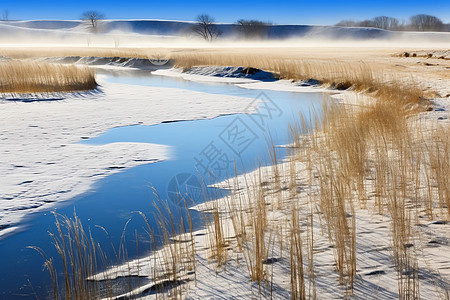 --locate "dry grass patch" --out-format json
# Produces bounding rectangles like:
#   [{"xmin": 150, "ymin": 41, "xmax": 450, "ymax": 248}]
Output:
[
  {"xmin": 0, "ymin": 47, "xmax": 150, "ymax": 59},
  {"xmin": 0, "ymin": 47, "xmax": 172, "ymax": 62},
  {"xmin": 292, "ymin": 92, "xmax": 448, "ymax": 297},
  {"xmin": 0, "ymin": 60, "xmax": 96, "ymax": 94},
  {"xmin": 192, "ymin": 79, "xmax": 447, "ymax": 298},
  {"xmin": 171, "ymin": 52, "xmax": 429, "ymax": 110}
]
